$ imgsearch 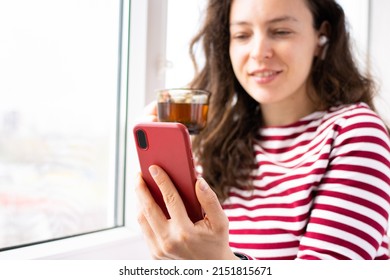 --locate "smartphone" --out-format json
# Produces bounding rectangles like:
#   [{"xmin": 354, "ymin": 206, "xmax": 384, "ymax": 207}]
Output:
[{"xmin": 133, "ymin": 122, "xmax": 204, "ymax": 223}]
